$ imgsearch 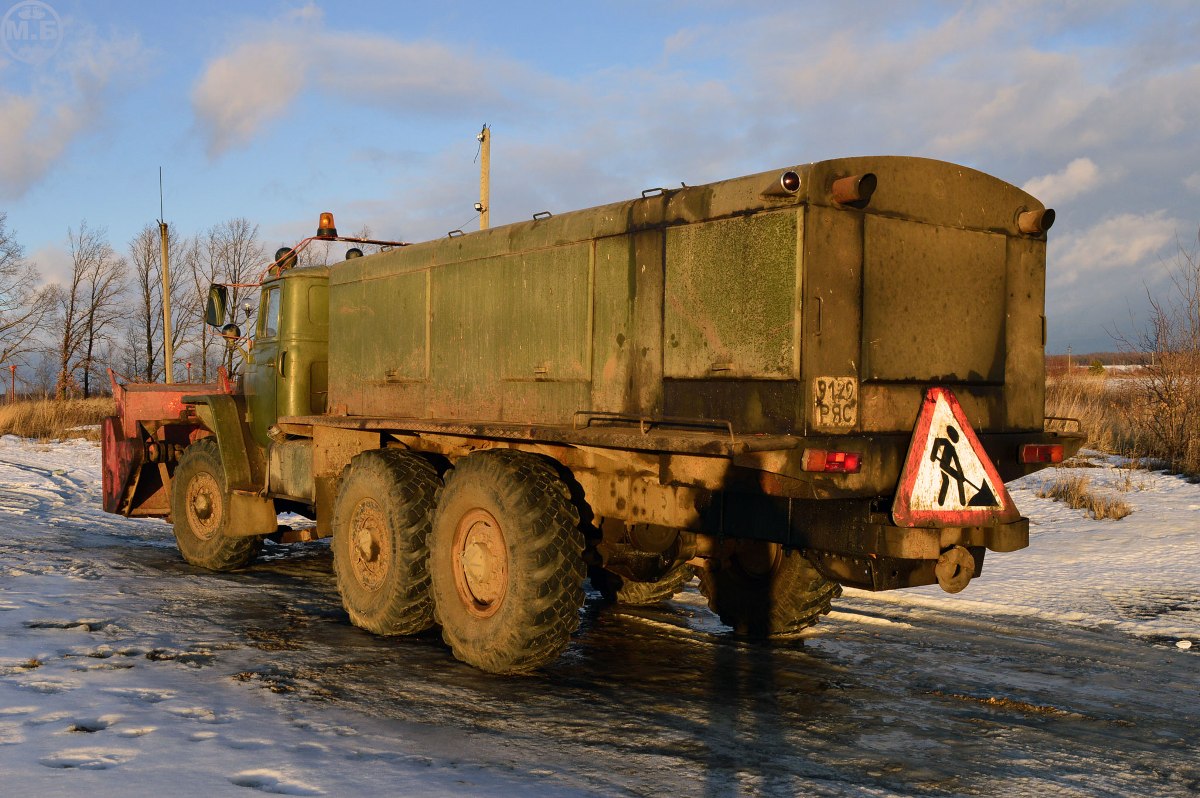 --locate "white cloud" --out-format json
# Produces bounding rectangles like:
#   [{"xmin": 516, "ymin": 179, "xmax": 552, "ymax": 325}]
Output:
[
  {"xmin": 27, "ymin": 242, "xmax": 72, "ymax": 286},
  {"xmin": 1185, "ymin": 171, "xmax": 1200, "ymax": 194},
  {"xmin": 1023, "ymin": 158, "xmax": 1103, "ymax": 204},
  {"xmin": 191, "ymin": 40, "xmax": 307, "ymax": 157},
  {"xmin": 1049, "ymin": 210, "xmax": 1181, "ymax": 289},
  {"xmin": 191, "ymin": 17, "xmax": 552, "ymax": 158},
  {"xmin": 0, "ymin": 26, "xmax": 141, "ymax": 200}
]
